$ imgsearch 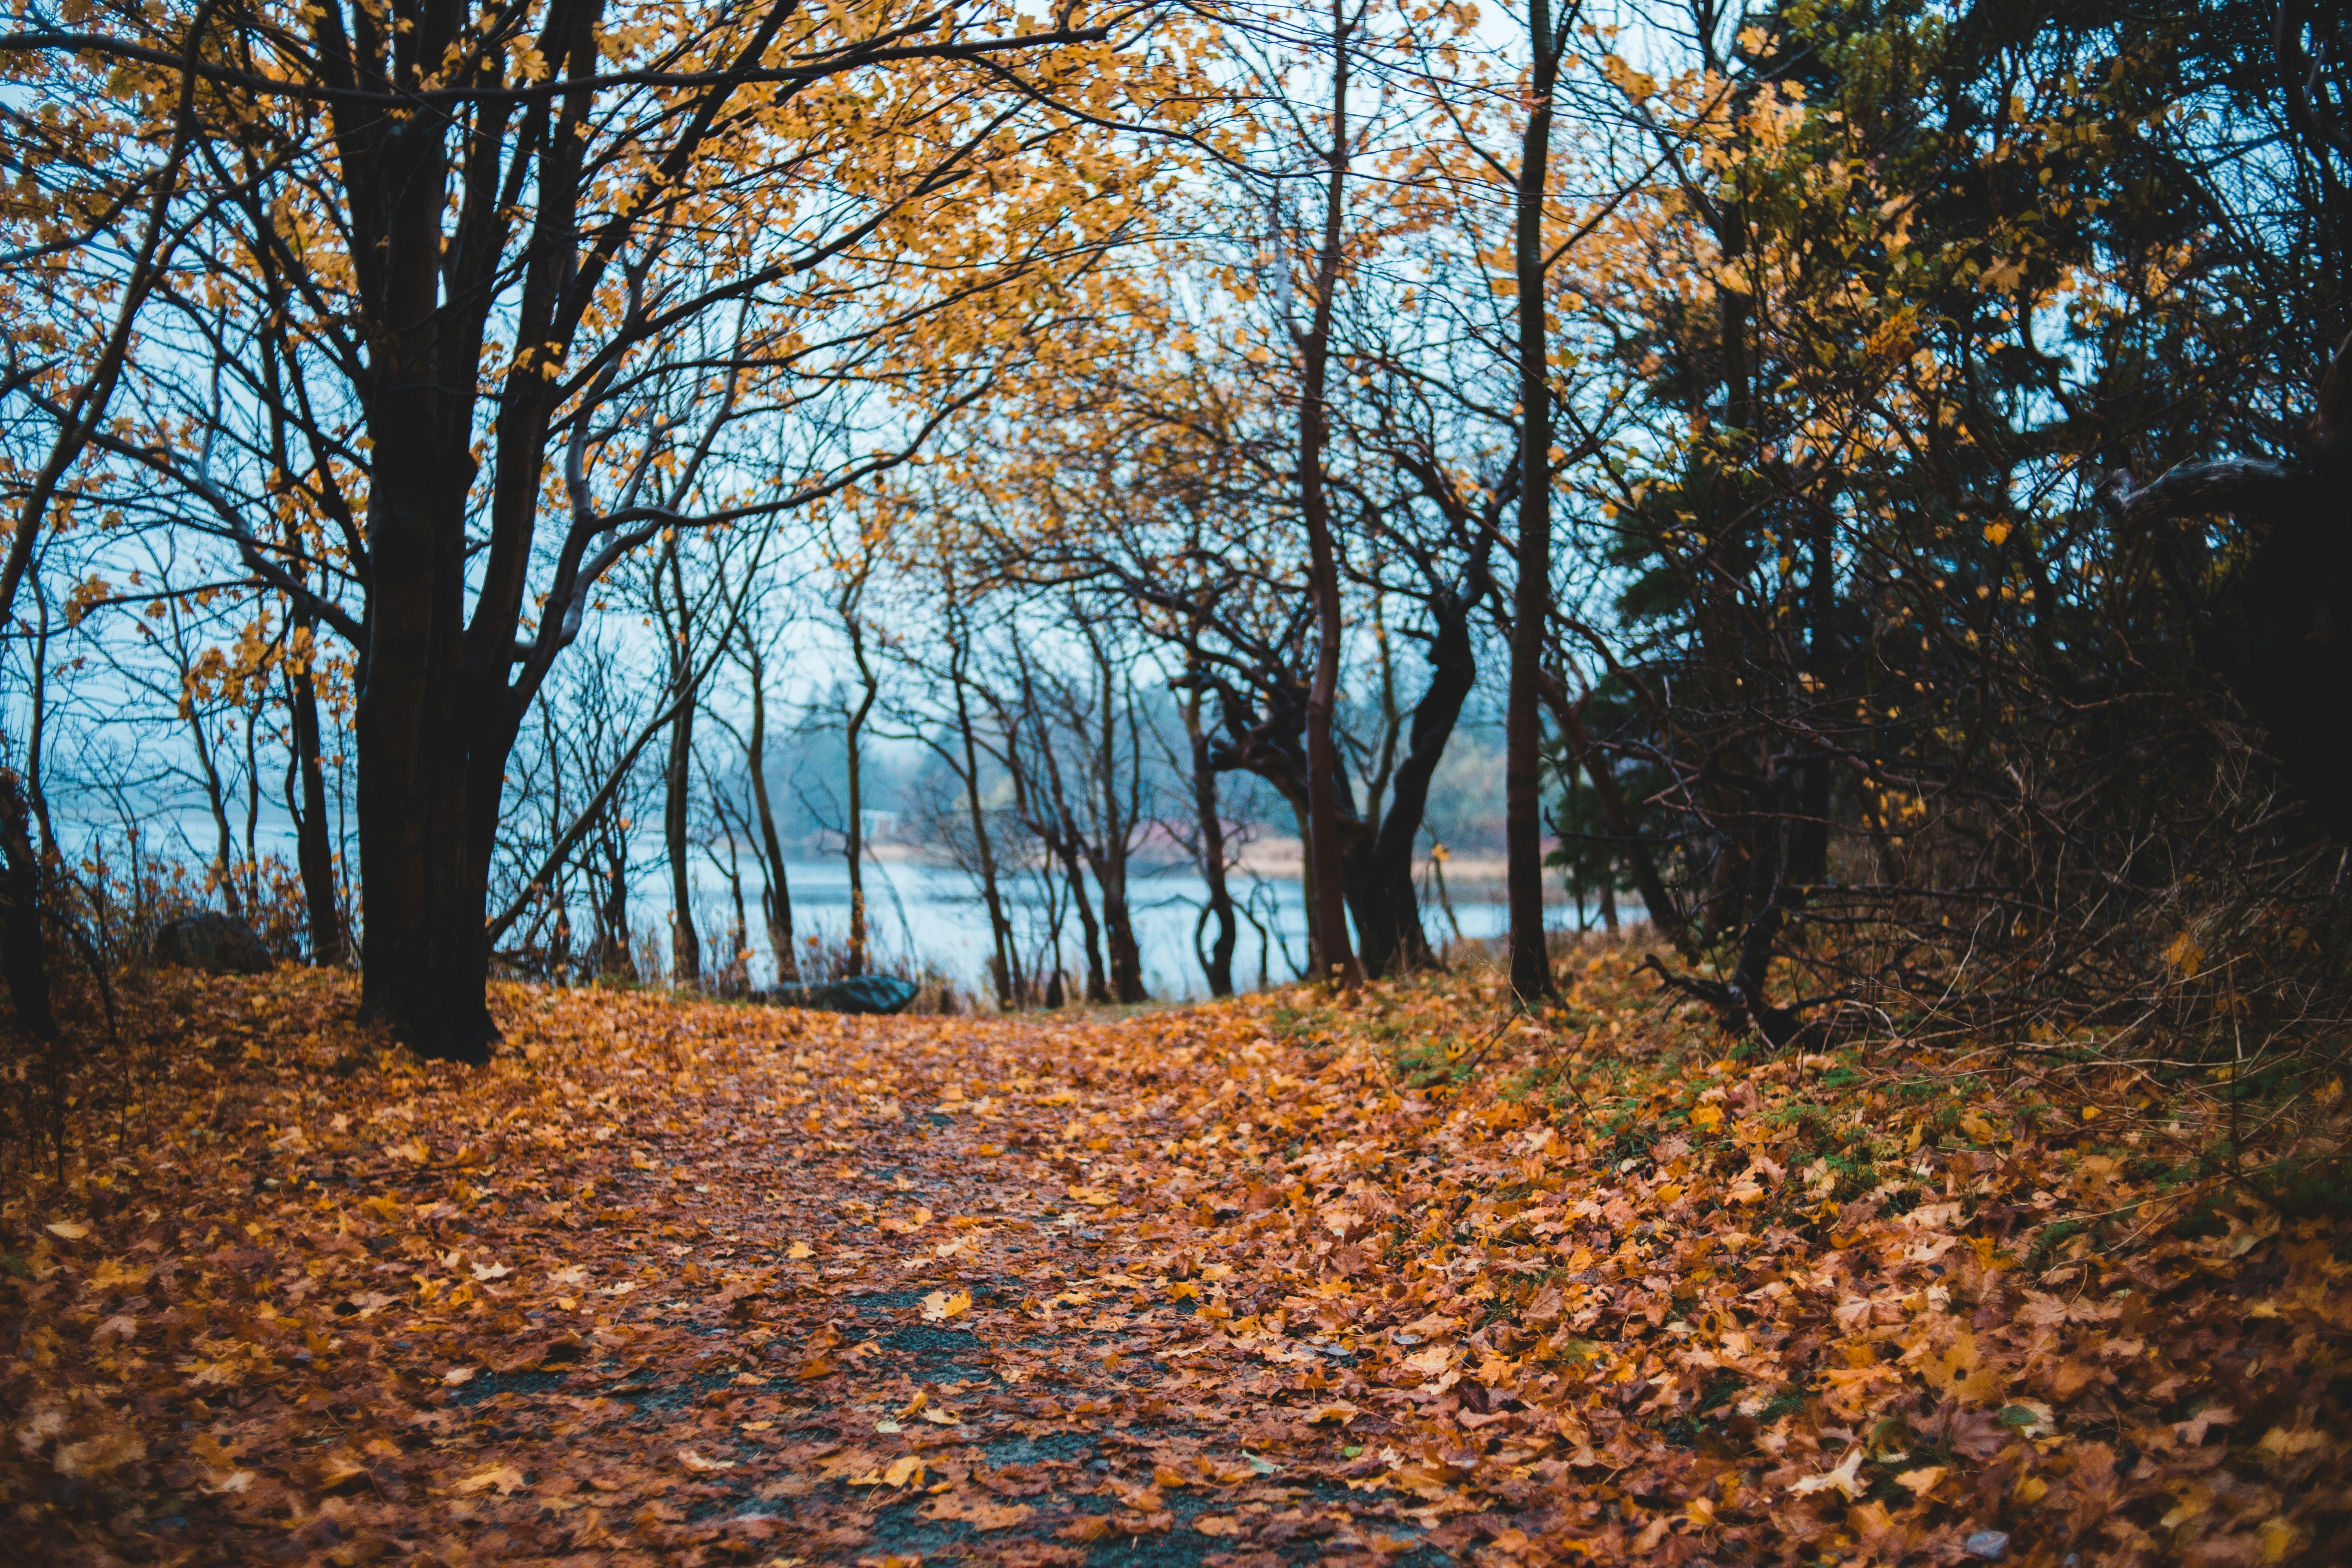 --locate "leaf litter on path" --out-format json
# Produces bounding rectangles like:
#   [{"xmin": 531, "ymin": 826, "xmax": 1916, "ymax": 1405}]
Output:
[{"xmin": 3, "ymin": 956, "xmax": 2347, "ymax": 1565}]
